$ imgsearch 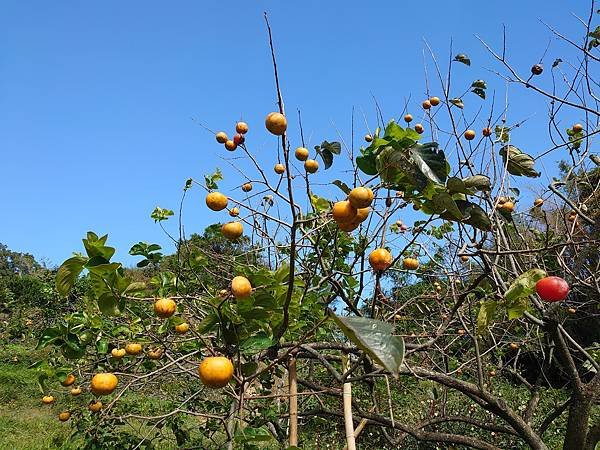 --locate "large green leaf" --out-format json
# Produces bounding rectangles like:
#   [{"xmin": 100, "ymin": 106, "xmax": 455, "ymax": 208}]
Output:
[
  {"xmin": 330, "ymin": 314, "xmax": 405, "ymax": 377},
  {"xmin": 432, "ymin": 193, "xmax": 463, "ymax": 220},
  {"xmin": 499, "ymin": 145, "xmax": 540, "ymax": 178},
  {"xmin": 463, "ymin": 175, "xmax": 491, "ymax": 191},
  {"xmin": 82, "ymin": 232, "xmax": 115, "ymax": 261},
  {"xmin": 504, "ymin": 269, "xmax": 546, "ymax": 319},
  {"xmin": 97, "ymin": 292, "xmax": 121, "ymax": 316},
  {"xmin": 240, "ymin": 334, "xmax": 274, "ymax": 355},
  {"xmin": 37, "ymin": 327, "xmax": 62, "ymax": 349},
  {"xmin": 409, "ymin": 142, "xmax": 449, "ymax": 184},
  {"xmin": 477, "ymin": 300, "xmax": 497, "ymax": 335},
  {"xmin": 356, "ymin": 147, "xmax": 378, "ymax": 175},
  {"xmin": 56, "ymin": 256, "xmax": 88, "ymax": 297},
  {"xmin": 505, "ymin": 269, "xmax": 547, "ymax": 304}
]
